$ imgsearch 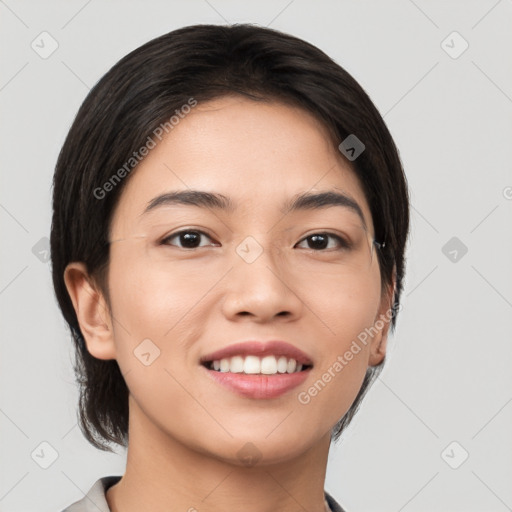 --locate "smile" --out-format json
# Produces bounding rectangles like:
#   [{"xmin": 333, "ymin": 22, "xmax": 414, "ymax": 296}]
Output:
[{"xmin": 202, "ymin": 355, "xmax": 312, "ymax": 375}]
